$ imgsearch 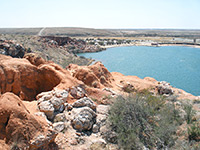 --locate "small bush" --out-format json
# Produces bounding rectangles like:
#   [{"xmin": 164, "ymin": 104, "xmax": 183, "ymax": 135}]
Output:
[
  {"xmin": 184, "ymin": 103, "xmax": 196, "ymax": 124},
  {"xmin": 188, "ymin": 123, "xmax": 200, "ymax": 142},
  {"xmin": 108, "ymin": 93, "xmax": 181, "ymax": 149},
  {"xmin": 172, "ymin": 140, "xmax": 200, "ymax": 150}
]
